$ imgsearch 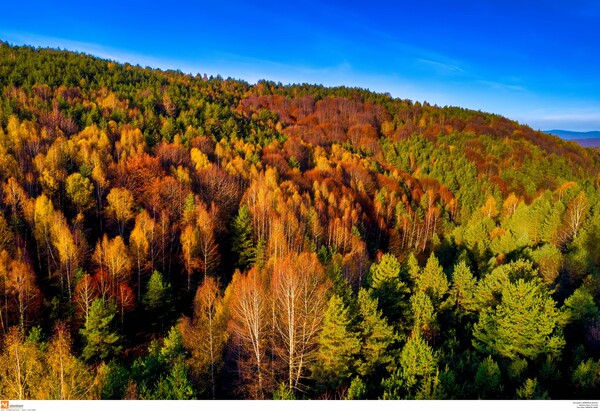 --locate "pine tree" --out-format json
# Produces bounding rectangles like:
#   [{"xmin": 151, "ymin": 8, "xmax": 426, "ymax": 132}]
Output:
[
  {"xmin": 409, "ymin": 291, "xmax": 436, "ymax": 336},
  {"xmin": 381, "ymin": 332, "xmax": 437, "ymax": 399},
  {"xmin": 368, "ymin": 253, "xmax": 408, "ymax": 322},
  {"xmin": 232, "ymin": 205, "xmax": 255, "ymax": 270},
  {"xmin": 473, "ymin": 278, "xmax": 565, "ymax": 361},
  {"xmin": 143, "ymin": 270, "xmax": 173, "ymax": 328},
  {"xmin": 80, "ymin": 298, "xmax": 122, "ymax": 362},
  {"xmin": 313, "ymin": 294, "xmax": 361, "ymax": 393},
  {"xmin": 153, "ymin": 360, "xmax": 196, "ymax": 400},
  {"xmin": 356, "ymin": 289, "xmax": 395, "ymax": 390},
  {"xmin": 449, "ymin": 260, "xmax": 478, "ymax": 316},
  {"xmin": 416, "ymin": 253, "xmax": 449, "ymax": 306},
  {"xmin": 474, "ymin": 356, "xmax": 501, "ymax": 399}
]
